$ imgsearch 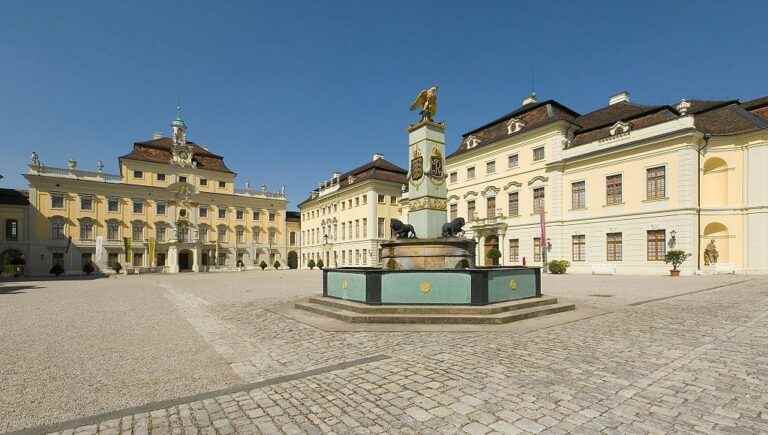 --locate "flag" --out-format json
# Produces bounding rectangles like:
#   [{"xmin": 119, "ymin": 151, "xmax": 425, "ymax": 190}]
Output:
[
  {"xmin": 123, "ymin": 237, "xmax": 132, "ymax": 264},
  {"xmin": 64, "ymin": 235, "xmax": 72, "ymax": 254}
]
